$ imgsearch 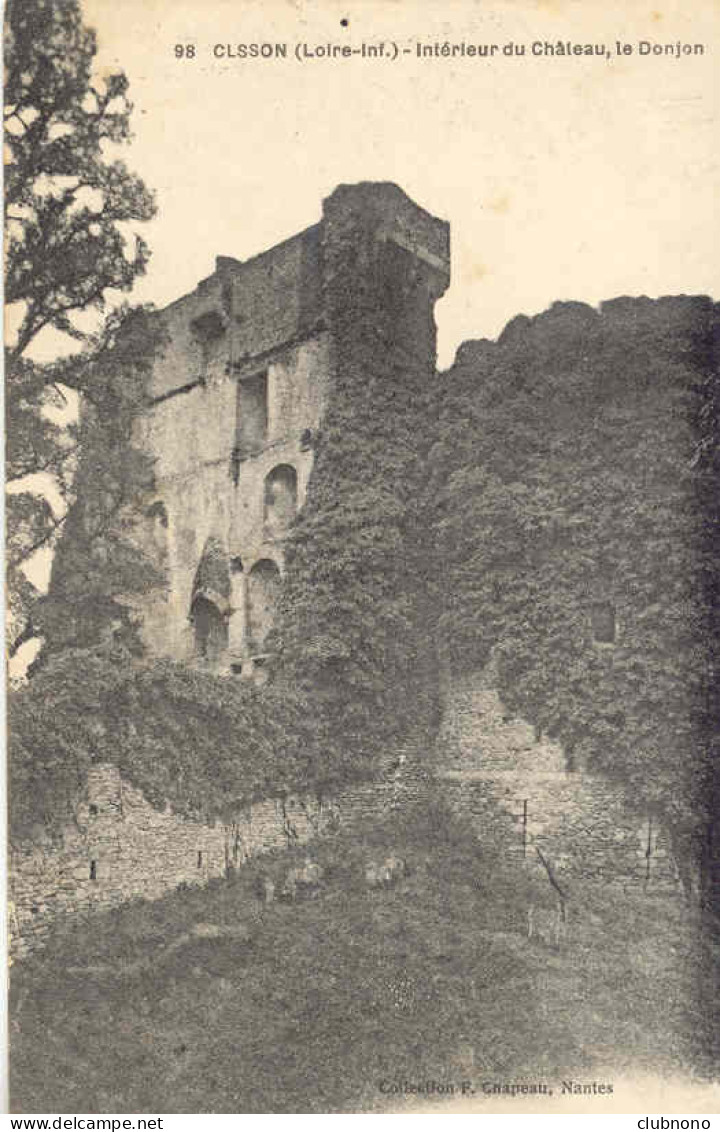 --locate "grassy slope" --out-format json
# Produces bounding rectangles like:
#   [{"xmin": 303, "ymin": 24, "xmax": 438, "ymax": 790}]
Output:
[{"xmin": 9, "ymin": 801, "xmax": 703, "ymax": 1114}]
